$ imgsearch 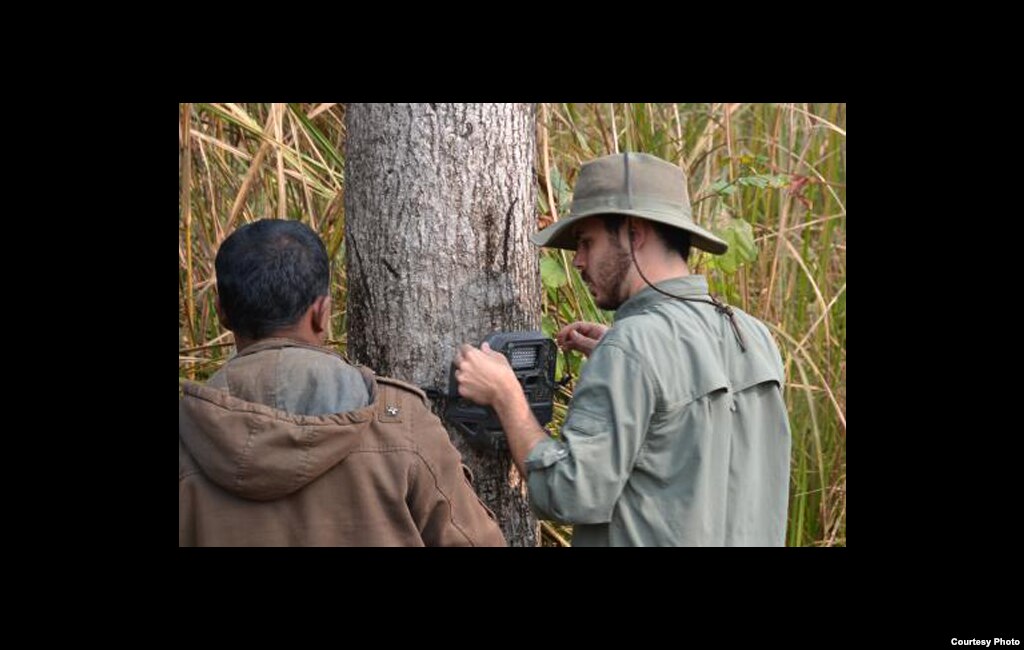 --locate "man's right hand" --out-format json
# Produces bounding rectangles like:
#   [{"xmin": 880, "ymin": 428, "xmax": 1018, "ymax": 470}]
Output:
[{"xmin": 555, "ymin": 321, "xmax": 608, "ymax": 358}]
